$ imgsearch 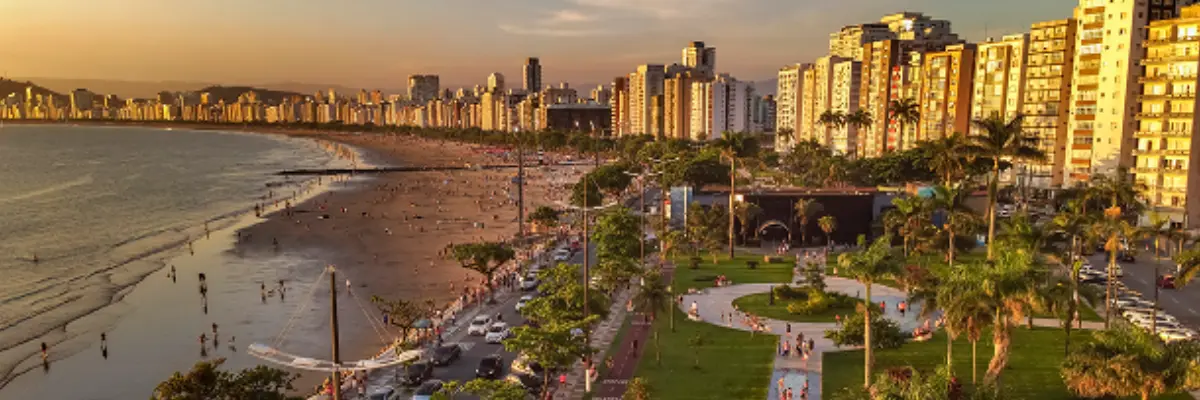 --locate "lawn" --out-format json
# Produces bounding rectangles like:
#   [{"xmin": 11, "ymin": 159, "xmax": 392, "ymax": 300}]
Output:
[
  {"xmin": 732, "ymin": 292, "xmax": 859, "ymax": 323},
  {"xmin": 822, "ymin": 327, "xmax": 1193, "ymax": 400},
  {"xmin": 671, "ymin": 253, "xmax": 794, "ymax": 293},
  {"xmin": 633, "ymin": 306, "xmax": 777, "ymax": 399}
]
